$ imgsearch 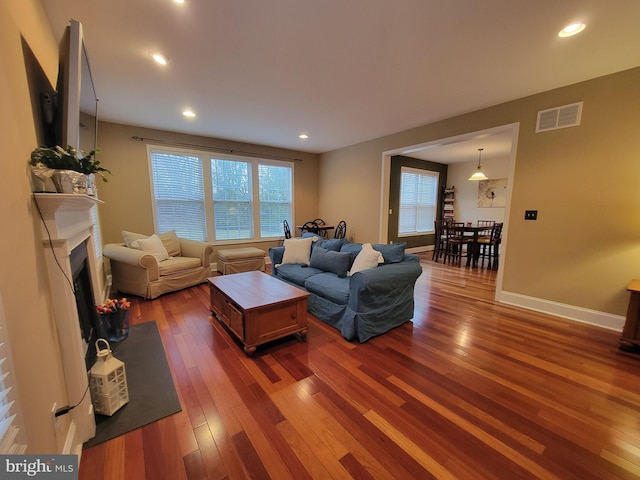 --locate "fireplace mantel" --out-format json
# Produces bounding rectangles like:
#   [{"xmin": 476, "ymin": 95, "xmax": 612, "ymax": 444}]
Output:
[{"xmin": 34, "ymin": 193, "xmax": 104, "ymax": 453}]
